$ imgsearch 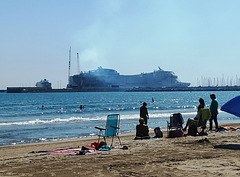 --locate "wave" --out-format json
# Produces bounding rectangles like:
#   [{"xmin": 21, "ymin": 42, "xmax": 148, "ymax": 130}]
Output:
[
  {"xmin": 0, "ymin": 117, "xmax": 88, "ymax": 126},
  {"xmin": 0, "ymin": 110, "xmax": 197, "ymax": 126}
]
